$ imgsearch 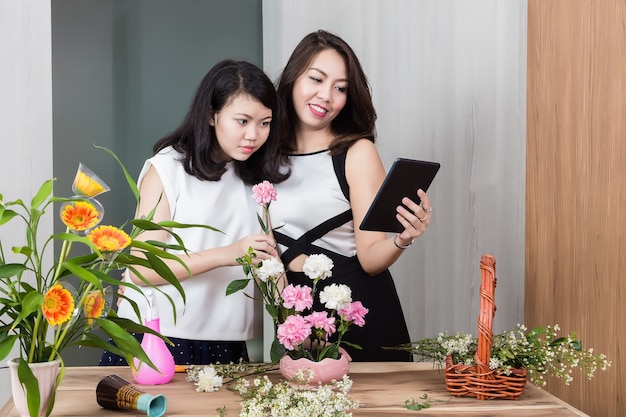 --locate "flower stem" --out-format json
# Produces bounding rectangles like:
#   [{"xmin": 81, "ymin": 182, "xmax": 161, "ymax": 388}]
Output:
[
  {"xmin": 49, "ymin": 282, "xmax": 95, "ymax": 361},
  {"xmin": 51, "ymin": 228, "xmax": 72, "ymax": 284},
  {"xmin": 28, "ymin": 311, "xmax": 43, "ymax": 362}
]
